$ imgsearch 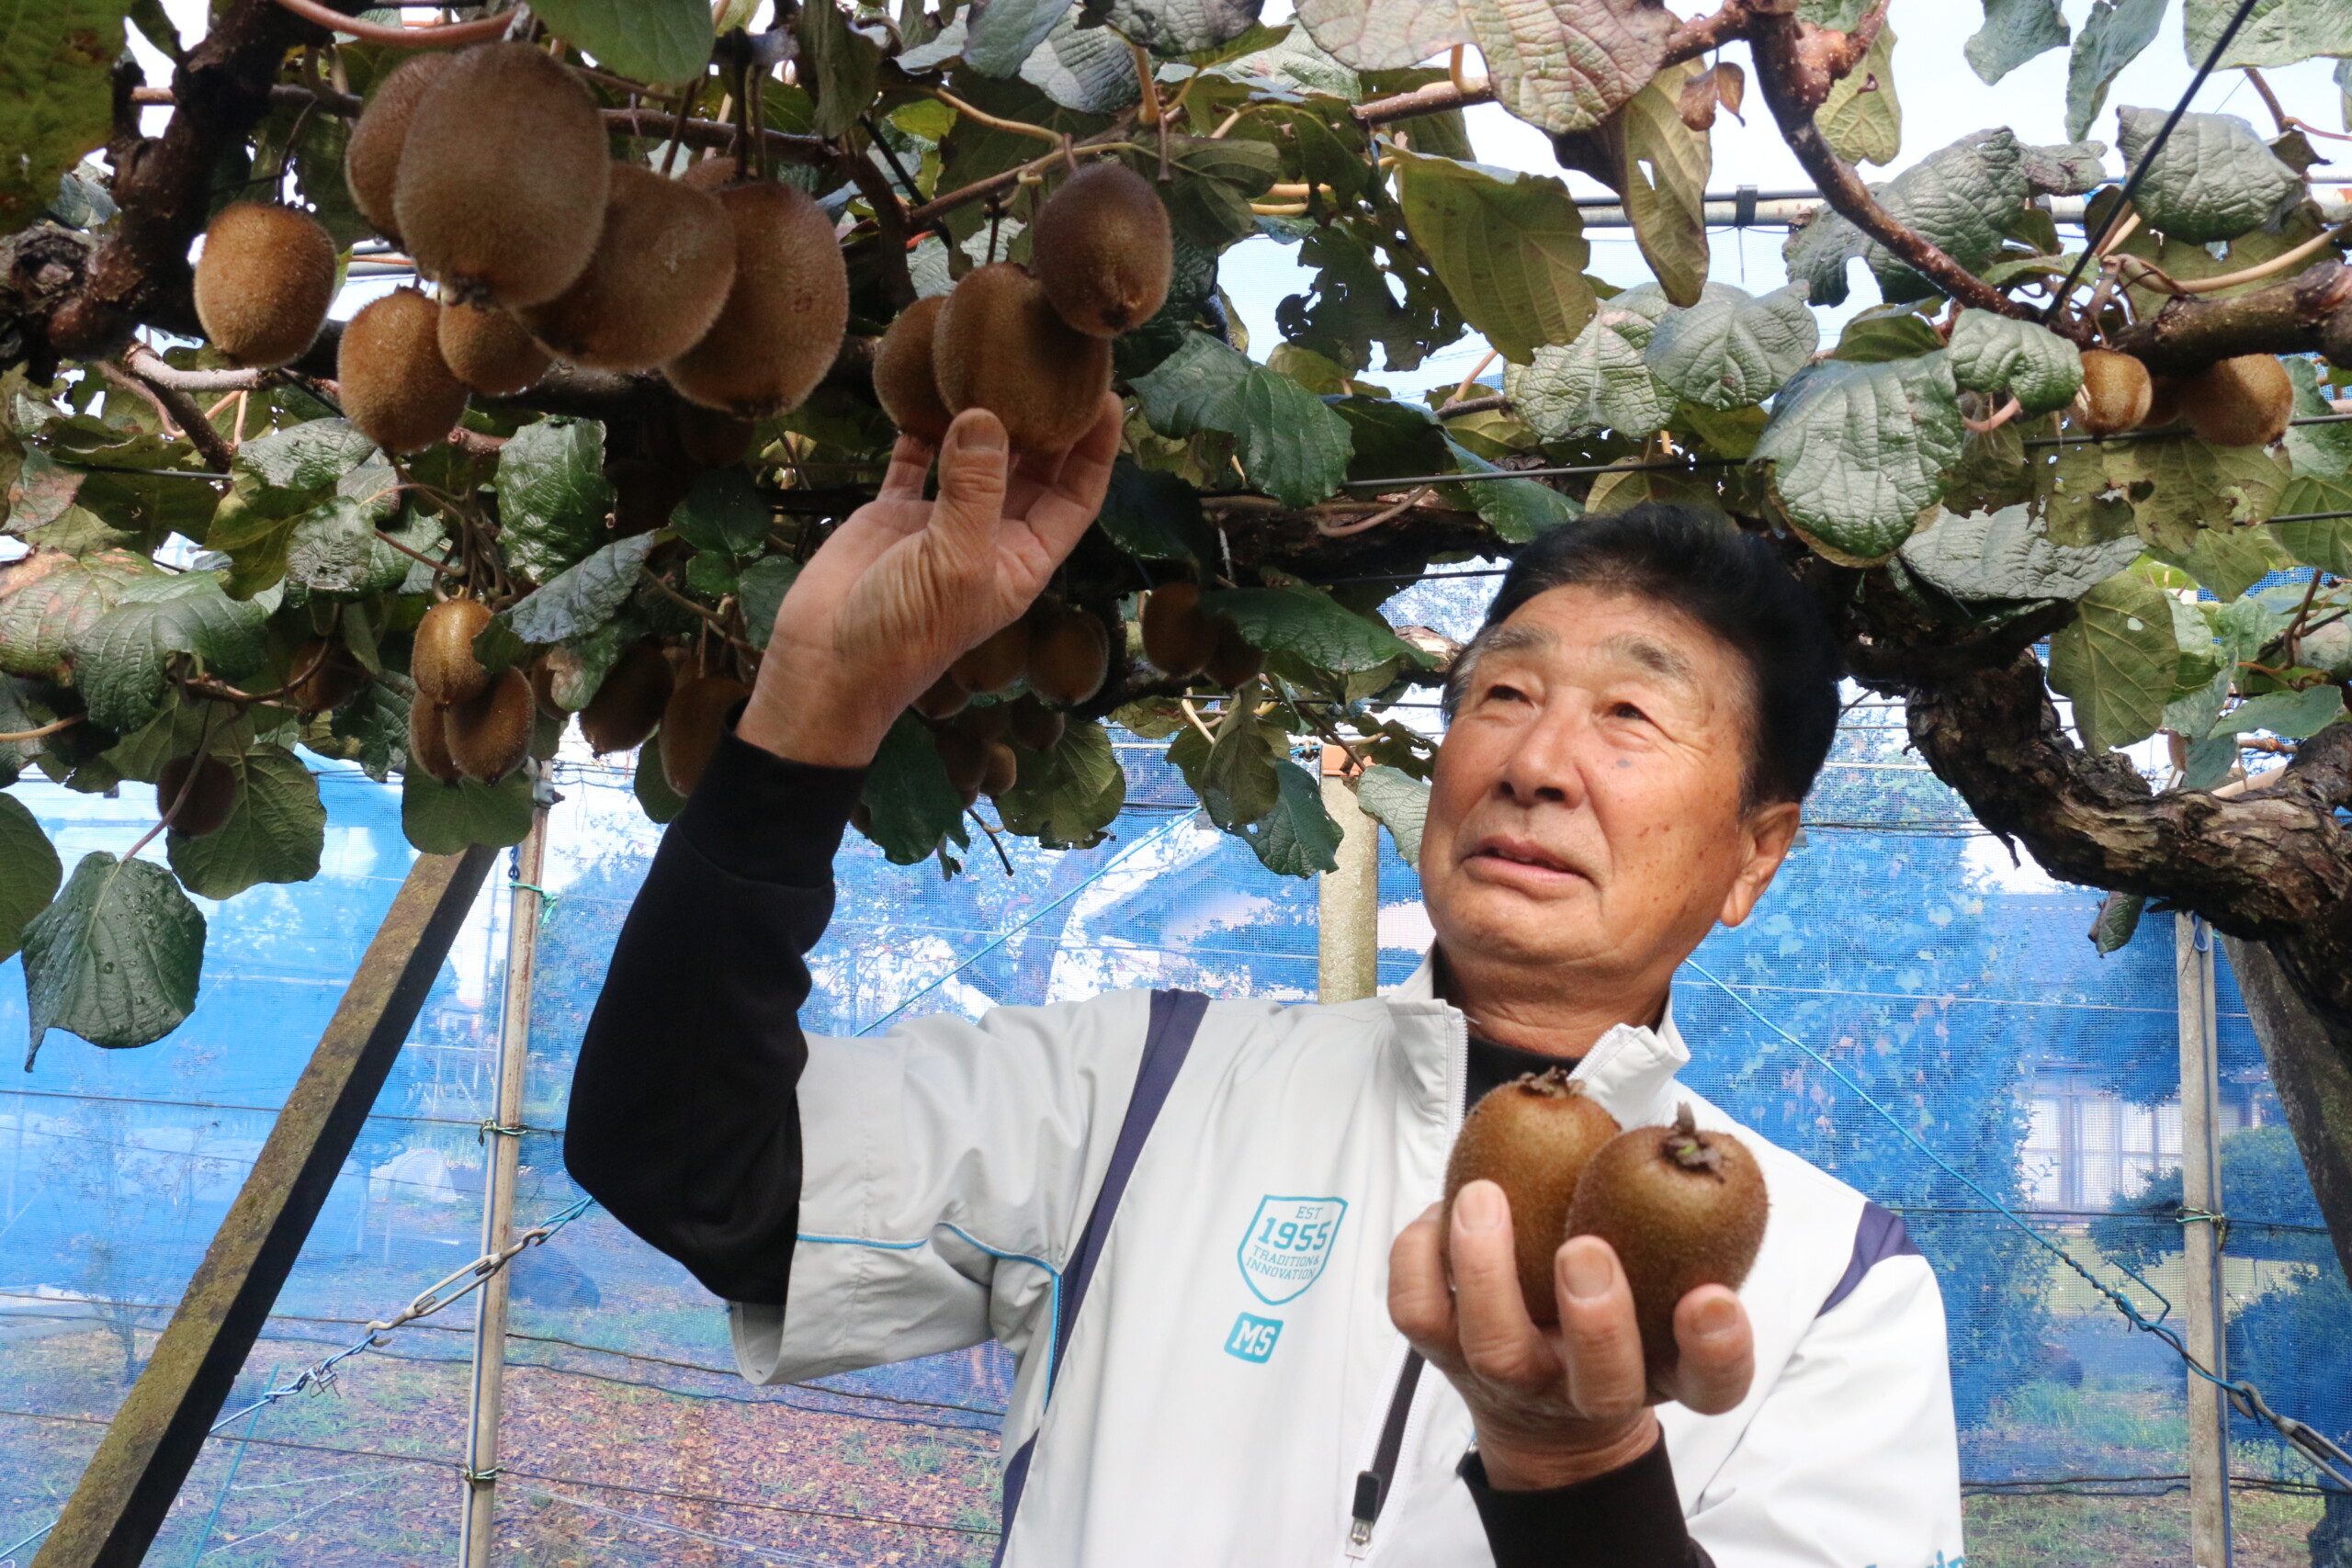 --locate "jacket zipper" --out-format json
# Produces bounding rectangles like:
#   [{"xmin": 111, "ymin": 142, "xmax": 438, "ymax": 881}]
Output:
[{"xmin": 1345, "ymin": 1006, "xmax": 1470, "ymax": 1560}]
